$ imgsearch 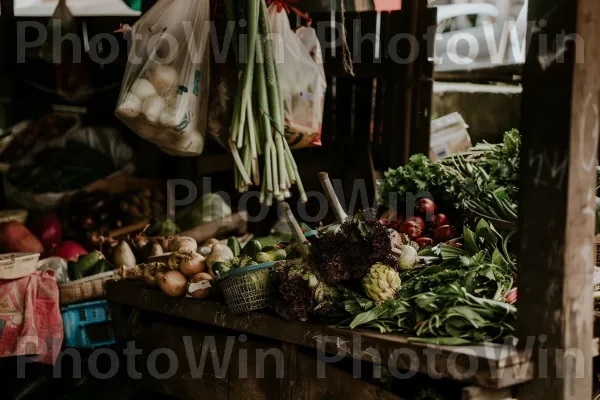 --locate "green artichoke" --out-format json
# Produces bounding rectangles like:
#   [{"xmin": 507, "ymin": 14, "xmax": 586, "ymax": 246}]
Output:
[{"xmin": 362, "ymin": 263, "xmax": 401, "ymax": 304}]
